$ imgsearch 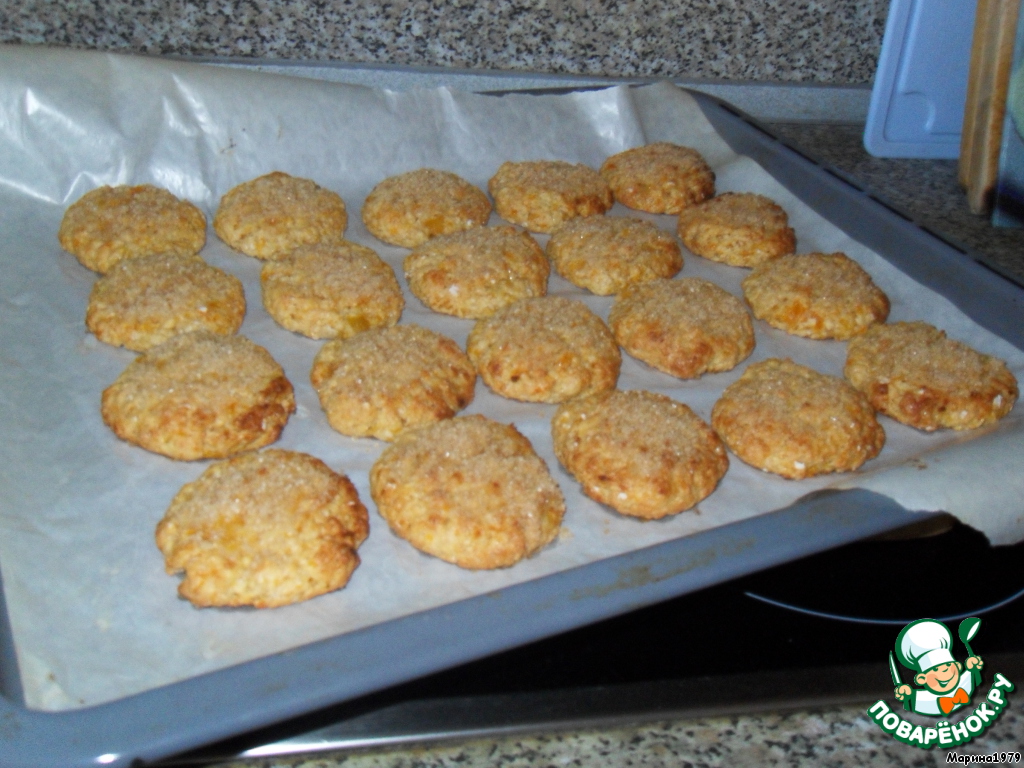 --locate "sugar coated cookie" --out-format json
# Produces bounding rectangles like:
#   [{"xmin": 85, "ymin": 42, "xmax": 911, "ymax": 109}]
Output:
[
  {"xmin": 261, "ymin": 241, "xmax": 404, "ymax": 339},
  {"xmin": 552, "ymin": 389, "xmax": 728, "ymax": 519},
  {"xmin": 85, "ymin": 253, "xmax": 245, "ymax": 351},
  {"xmin": 156, "ymin": 449, "xmax": 369, "ymax": 608},
  {"xmin": 545, "ymin": 216, "xmax": 683, "ymax": 296},
  {"xmin": 467, "ymin": 296, "xmax": 620, "ymax": 403},
  {"xmin": 599, "ymin": 142, "xmax": 715, "ymax": 214},
  {"xmin": 101, "ymin": 331, "xmax": 295, "ymax": 460},
  {"xmin": 58, "ymin": 184, "xmax": 206, "ymax": 274},
  {"xmin": 742, "ymin": 252, "xmax": 889, "ymax": 340},
  {"xmin": 361, "ymin": 168, "xmax": 492, "ymax": 248},
  {"xmin": 677, "ymin": 192, "xmax": 796, "ymax": 267},
  {"xmin": 488, "ymin": 160, "xmax": 613, "ymax": 233},
  {"xmin": 311, "ymin": 324, "xmax": 477, "ymax": 441},
  {"xmin": 404, "ymin": 225, "xmax": 549, "ymax": 318},
  {"xmin": 370, "ymin": 415, "xmax": 565, "ymax": 569},
  {"xmin": 610, "ymin": 277, "xmax": 755, "ymax": 378},
  {"xmin": 844, "ymin": 321, "xmax": 1018, "ymax": 431},
  {"xmin": 711, "ymin": 358, "xmax": 885, "ymax": 479},
  {"xmin": 213, "ymin": 171, "xmax": 347, "ymax": 259}
]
